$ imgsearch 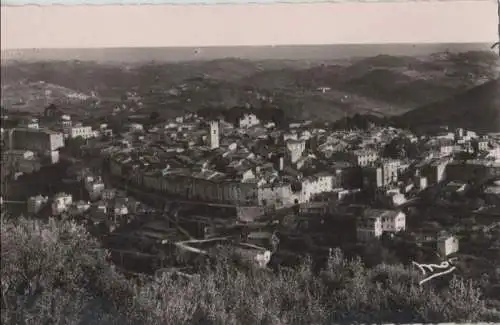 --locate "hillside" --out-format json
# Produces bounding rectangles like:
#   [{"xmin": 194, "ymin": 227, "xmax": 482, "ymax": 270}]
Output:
[
  {"xmin": 0, "ymin": 81, "xmax": 98, "ymax": 114},
  {"xmin": 1, "ymin": 51, "xmax": 498, "ymax": 121},
  {"xmin": 393, "ymin": 79, "xmax": 500, "ymax": 133}
]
